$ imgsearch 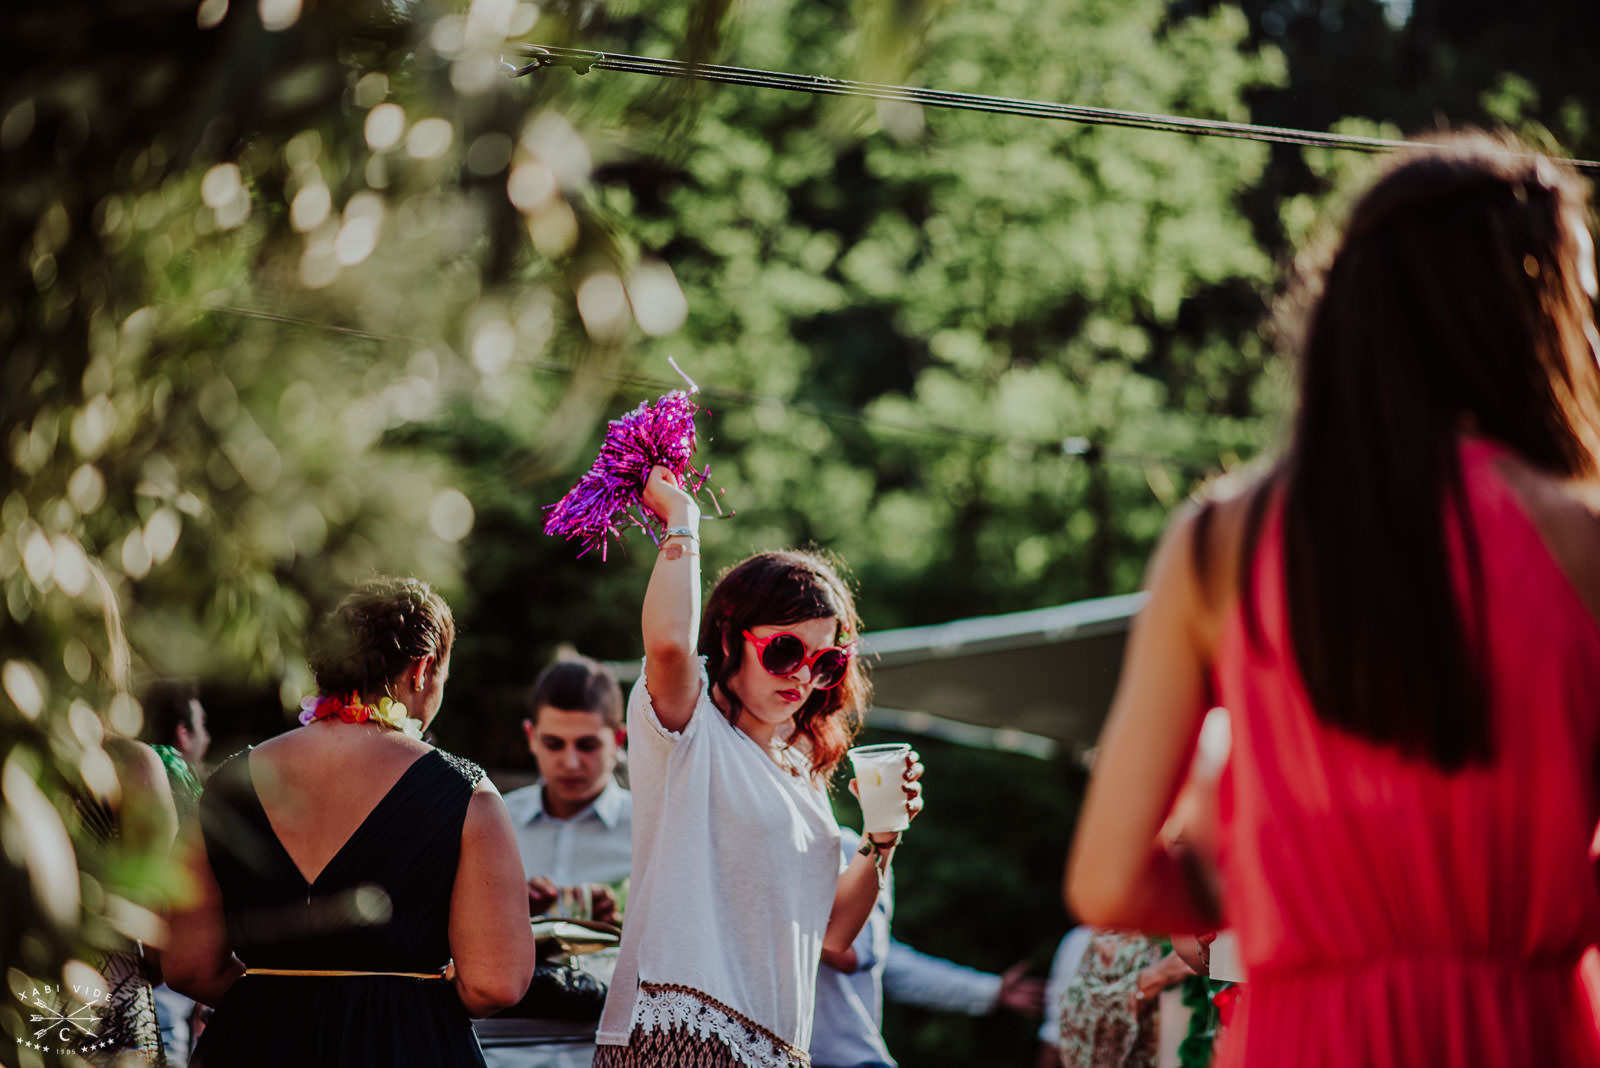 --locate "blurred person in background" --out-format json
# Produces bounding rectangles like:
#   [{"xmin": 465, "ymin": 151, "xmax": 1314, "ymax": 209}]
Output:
[
  {"xmin": 1056, "ymin": 931, "xmax": 1206, "ymax": 1068},
  {"xmin": 141, "ymin": 677, "xmax": 214, "ymax": 1065},
  {"xmin": 506, "ymin": 653, "xmax": 629, "ymax": 925},
  {"xmin": 812, "ymin": 827, "xmax": 1046, "ymax": 1068},
  {"xmin": 142, "ymin": 677, "xmax": 210, "ymax": 819},
  {"xmin": 480, "ymin": 652, "xmax": 630, "ymax": 1068},
  {"xmin": 66, "ymin": 570, "xmax": 181, "ymax": 1065},
  {"xmin": 82, "ymin": 731, "xmax": 181, "ymax": 1065}
]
